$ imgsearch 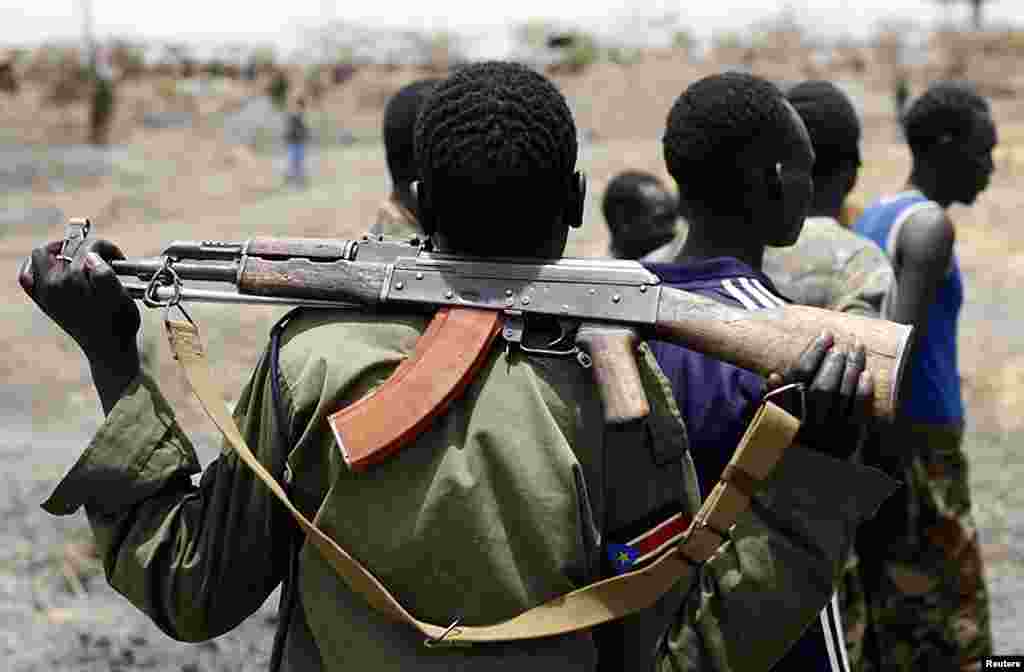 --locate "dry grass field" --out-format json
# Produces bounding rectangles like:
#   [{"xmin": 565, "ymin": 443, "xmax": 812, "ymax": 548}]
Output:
[{"xmin": 1, "ymin": 53, "xmax": 1022, "ymax": 668}]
